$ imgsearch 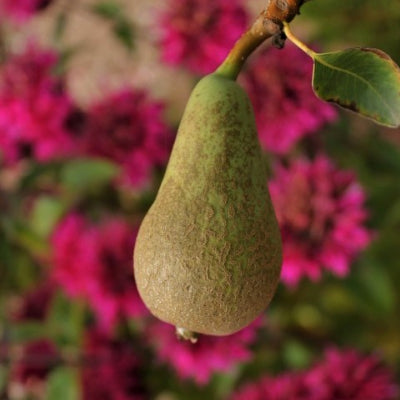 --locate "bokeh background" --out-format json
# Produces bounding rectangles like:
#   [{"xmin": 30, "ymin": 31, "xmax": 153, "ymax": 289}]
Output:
[{"xmin": 0, "ymin": 0, "xmax": 399, "ymax": 399}]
